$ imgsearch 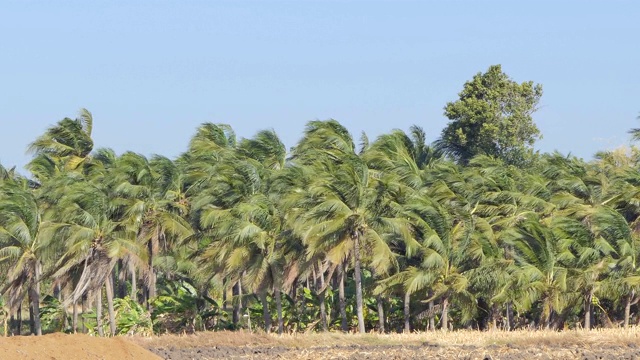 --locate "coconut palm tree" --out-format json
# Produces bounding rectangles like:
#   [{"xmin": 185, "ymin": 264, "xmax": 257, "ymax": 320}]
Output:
[
  {"xmin": 111, "ymin": 152, "xmax": 192, "ymax": 307},
  {"xmin": 27, "ymin": 109, "xmax": 94, "ymax": 182},
  {"xmin": 50, "ymin": 172, "xmax": 139, "ymax": 336},
  {"xmin": 291, "ymin": 120, "xmax": 409, "ymax": 333},
  {"xmin": 0, "ymin": 173, "xmax": 52, "ymax": 335}
]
